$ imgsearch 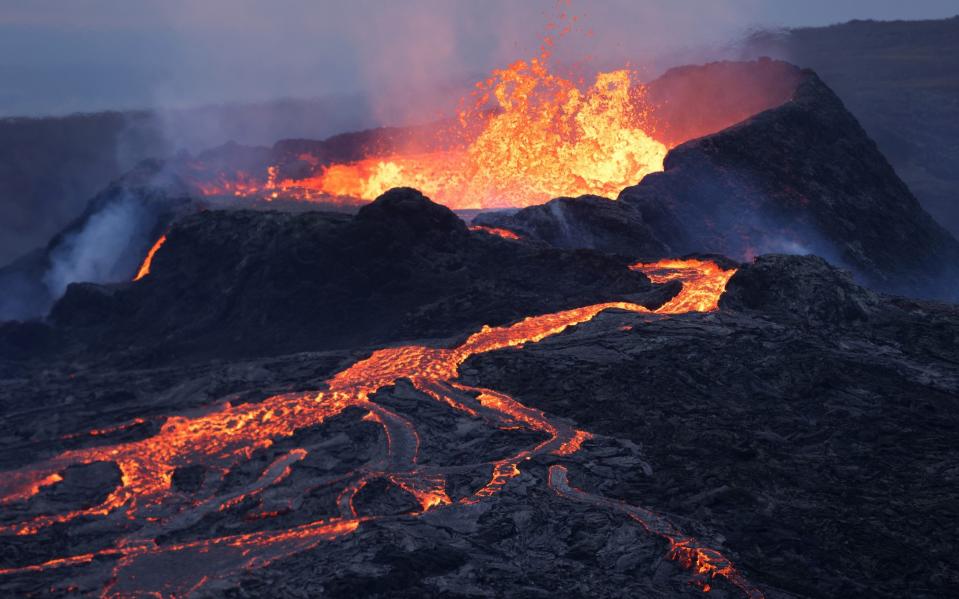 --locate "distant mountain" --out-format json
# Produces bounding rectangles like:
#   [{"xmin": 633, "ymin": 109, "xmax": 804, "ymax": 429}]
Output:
[{"xmin": 740, "ymin": 16, "xmax": 959, "ymax": 237}]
